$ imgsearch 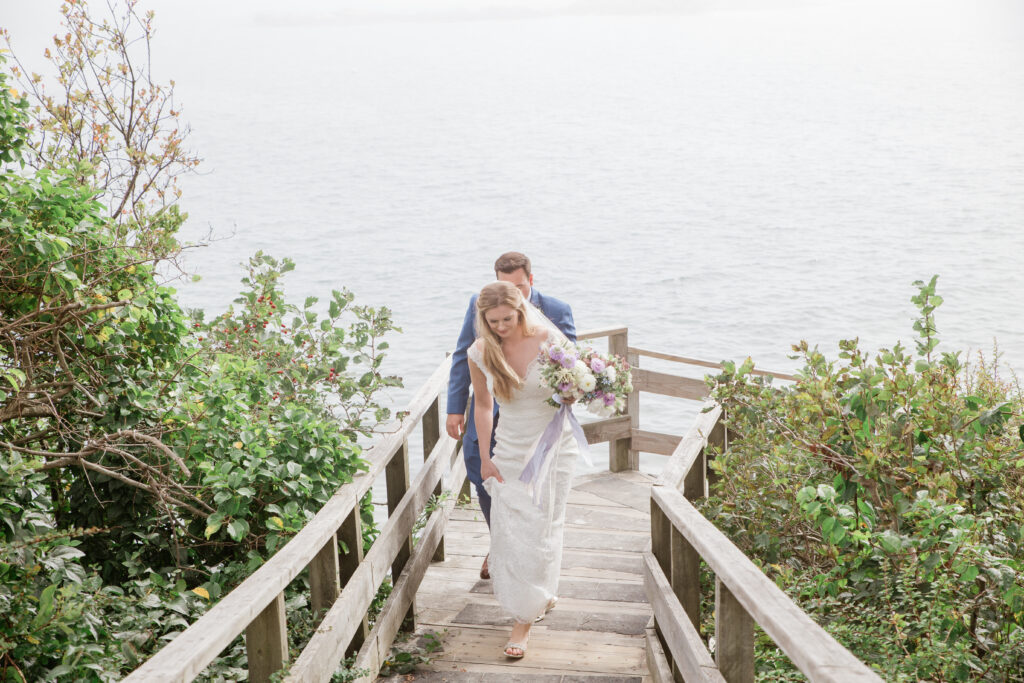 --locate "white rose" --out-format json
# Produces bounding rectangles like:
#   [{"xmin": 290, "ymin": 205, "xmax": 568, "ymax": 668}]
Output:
[
  {"xmin": 573, "ymin": 360, "xmax": 588, "ymax": 379},
  {"xmin": 604, "ymin": 366, "xmax": 617, "ymax": 383},
  {"xmin": 579, "ymin": 373, "xmax": 597, "ymax": 392}
]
